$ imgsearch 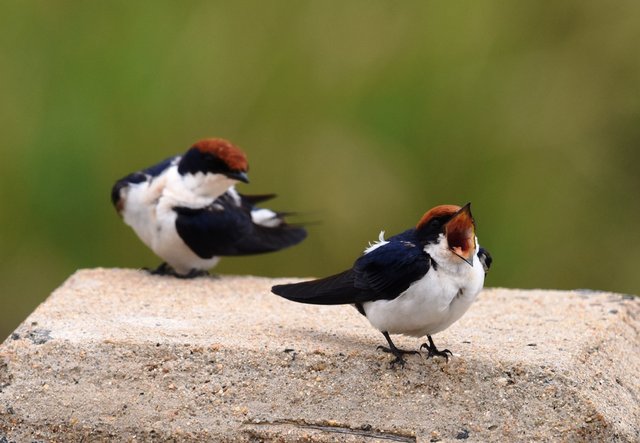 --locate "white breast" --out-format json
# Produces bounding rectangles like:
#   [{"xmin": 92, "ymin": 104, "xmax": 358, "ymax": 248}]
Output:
[
  {"xmin": 121, "ymin": 172, "xmax": 170, "ymax": 249},
  {"xmin": 119, "ymin": 166, "xmax": 229, "ymax": 273},
  {"xmin": 363, "ymin": 239, "xmax": 485, "ymax": 337}
]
